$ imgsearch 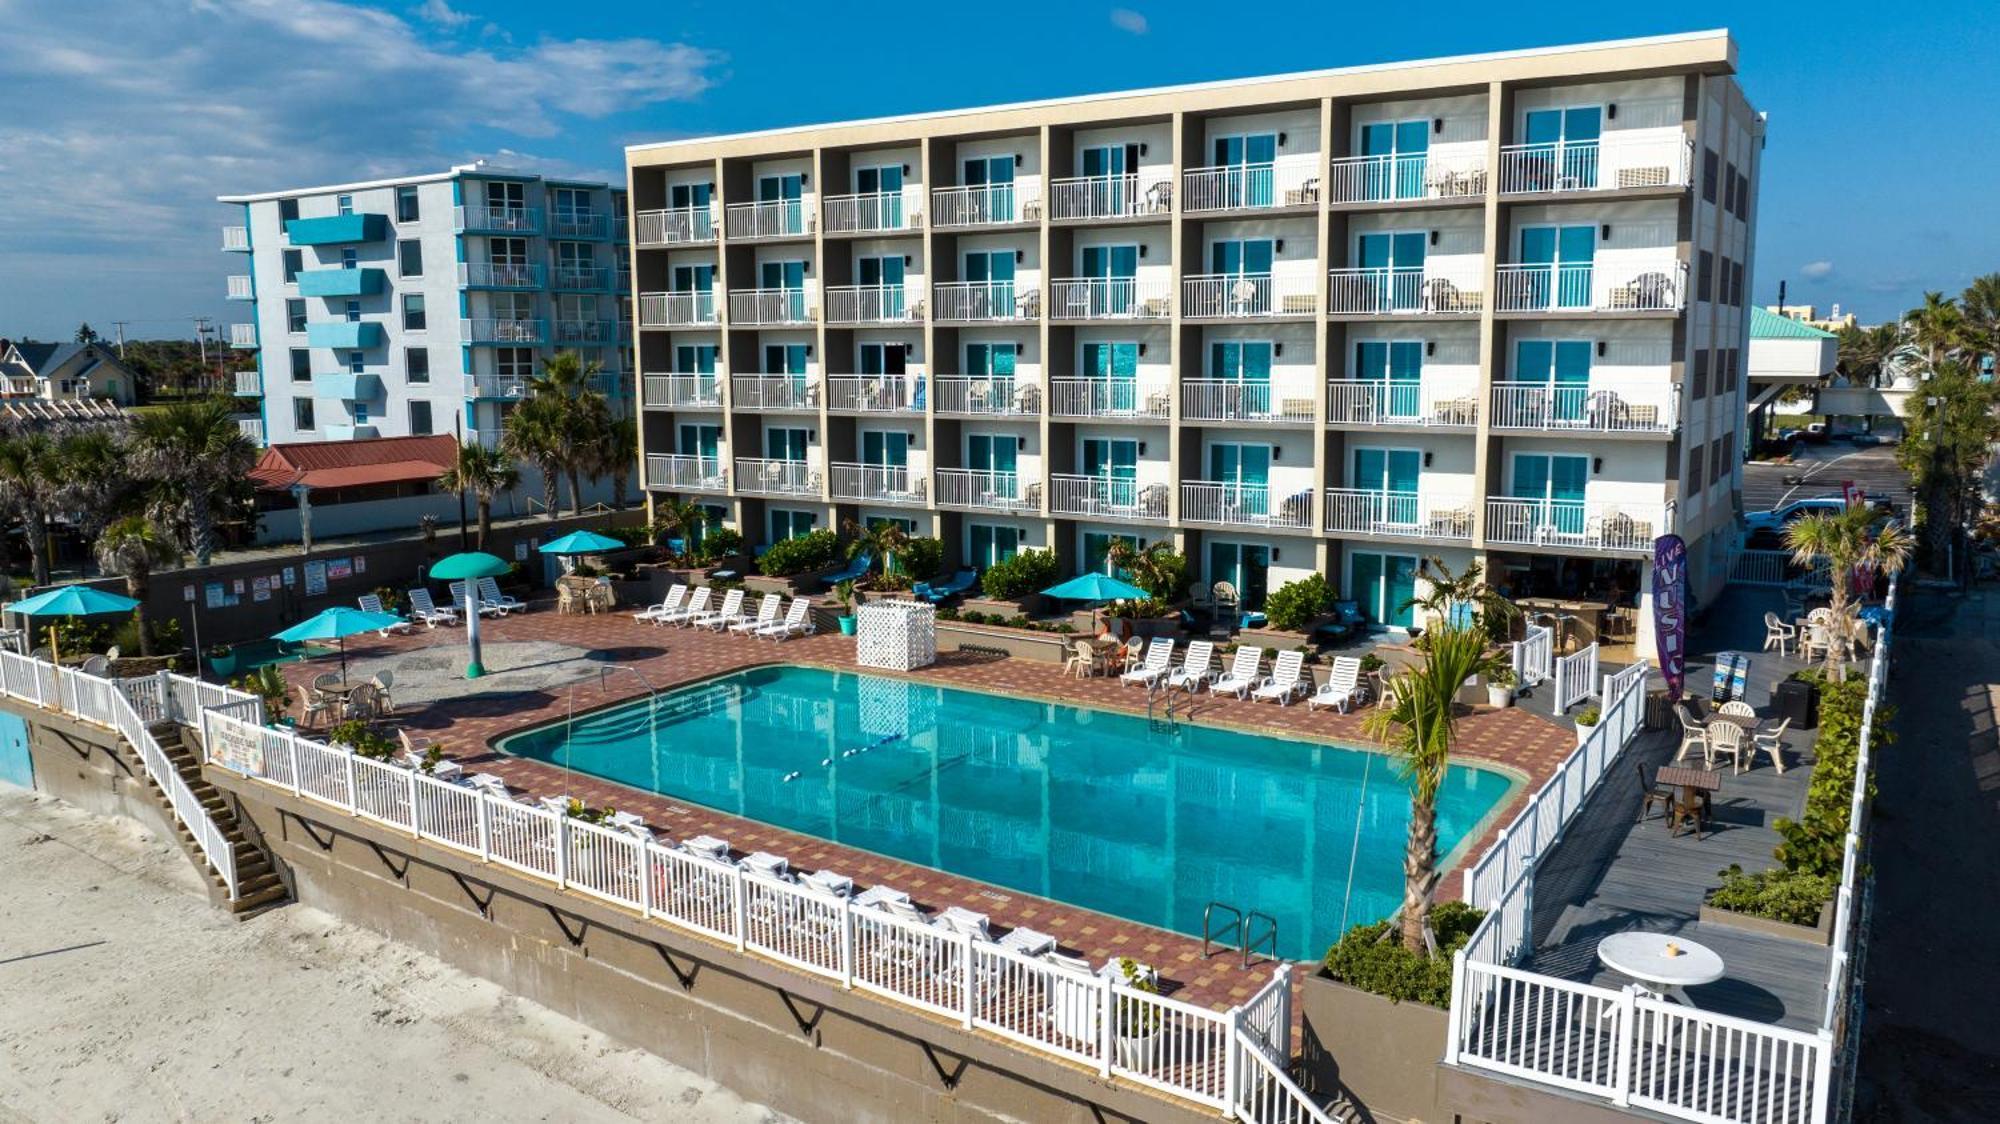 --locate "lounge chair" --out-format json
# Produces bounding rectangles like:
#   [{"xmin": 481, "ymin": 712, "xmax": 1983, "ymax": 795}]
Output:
[
  {"xmin": 1119, "ymin": 638, "xmax": 1174, "ymax": 688},
  {"xmin": 357, "ymin": 594, "xmax": 415, "ymax": 635},
  {"xmin": 913, "ymin": 569, "xmax": 978, "ymax": 604},
  {"xmin": 1314, "ymin": 600, "xmax": 1368, "ymax": 644},
  {"xmin": 478, "ymin": 577, "xmax": 527, "ymax": 614},
  {"xmin": 1251, "ymin": 650, "xmax": 1310, "ymax": 705},
  {"xmin": 407, "ymin": 587, "xmax": 459, "ymax": 628},
  {"xmin": 729, "ymin": 593, "xmax": 783, "ymax": 635},
  {"xmin": 1209, "ymin": 646, "xmax": 1265, "ymax": 699},
  {"xmin": 1307, "ymin": 656, "xmax": 1369, "ymax": 713},
  {"xmin": 633, "ymin": 584, "xmax": 688, "ymax": 625},
  {"xmin": 693, "ymin": 588, "xmax": 746, "ymax": 630},
  {"xmin": 449, "ymin": 580, "xmax": 506, "ymax": 618},
  {"xmin": 756, "ymin": 599, "xmax": 815, "ymax": 641},
  {"xmin": 820, "ymin": 551, "xmax": 872, "ymax": 590},
  {"xmin": 397, "ymin": 727, "xmax": 436, "ymax": 757},
  {"xmin": 1165, "ymin": 640, "xmax": 1216, "ymax": 693},
  {"xmin": 661, "ymin": 586, "xmax": 711, "ymax": 626}
]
